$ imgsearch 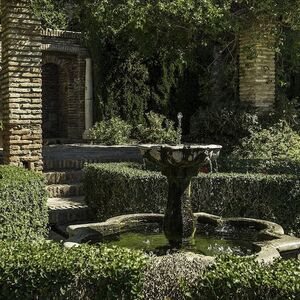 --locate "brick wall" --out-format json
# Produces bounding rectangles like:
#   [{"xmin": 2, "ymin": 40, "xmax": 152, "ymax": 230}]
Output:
[
  {"xmin": 1, "ymin": 0, "xmax": 43, "ymax": 171},
  {"xmin": 41, "ymin": 29, "xmax": 88, "ymax": 141},
  {"xmin": 42, "ymin": 52, "xmax": 86, "ymax": 140},
  {"xmin": 239, "ymin": 29, "xmax": 276, "ymax": 110},
  {"xmin": 0, "ymin": 26, "xmax": 89, "ymax": 145}
]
